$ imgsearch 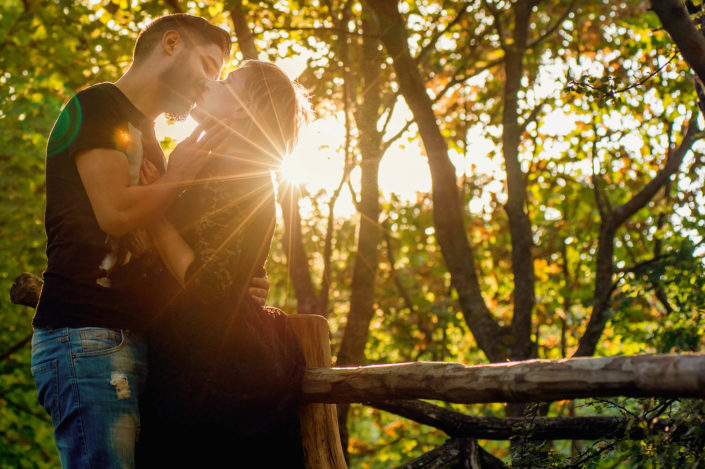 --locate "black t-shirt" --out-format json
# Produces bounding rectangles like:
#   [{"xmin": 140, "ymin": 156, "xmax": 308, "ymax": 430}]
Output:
[{"xmin": 33, "ymin": 83, "xmax": 171, "ymax": 331}]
